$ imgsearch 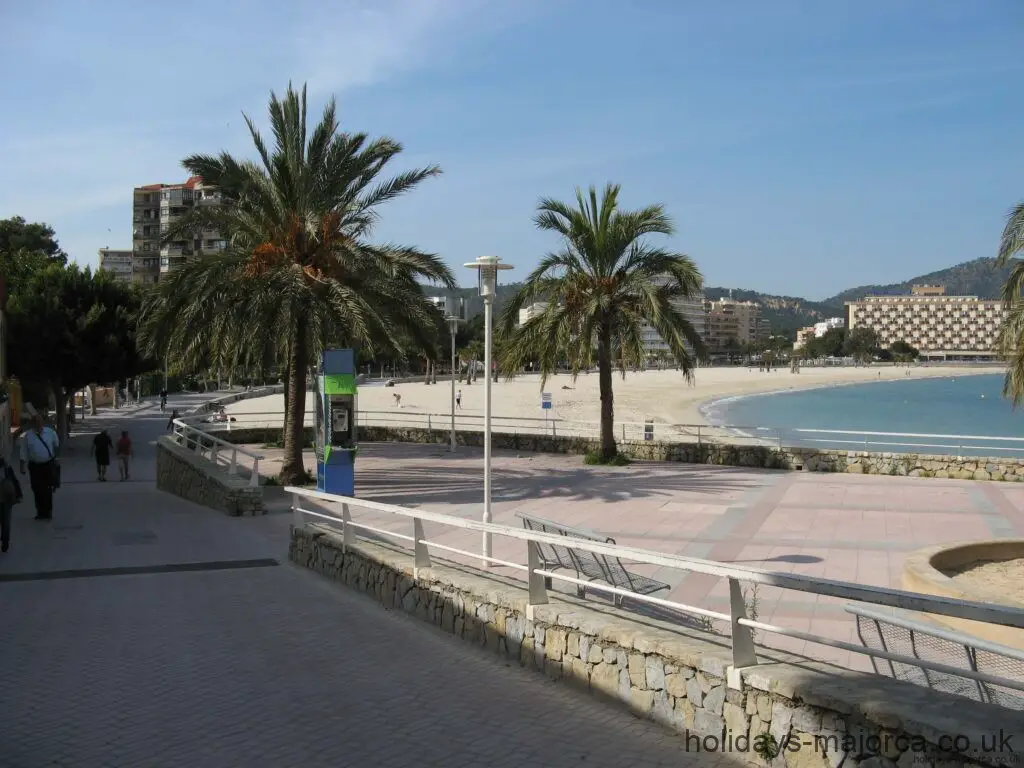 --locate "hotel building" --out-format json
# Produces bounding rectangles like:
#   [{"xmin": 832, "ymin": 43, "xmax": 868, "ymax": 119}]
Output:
[
  {"xmin": 793, "ymin": 317, "xmax": 845, "ymax": 350},
  {"xmin": 845, "ymin": 285, "xmax": 1005, "ymax": 360}
]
